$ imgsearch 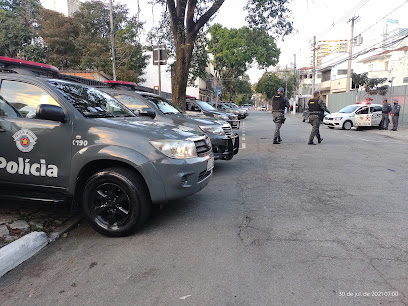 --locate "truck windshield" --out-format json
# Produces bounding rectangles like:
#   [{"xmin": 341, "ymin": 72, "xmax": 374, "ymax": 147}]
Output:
[
  {"xmin": 48, "ymin": 80, "xmax": 134, "ymax": 118},
  {"xmin": 196, "ymin": 101, "xmax": 215, "ymax": 111},
  {"xmin": 339, "ymin": 105, "xmax": 360, "ymax": 113},
  {"xmin": 140, "ymin": 95, "xmax": 181, "ymax": 114}
]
